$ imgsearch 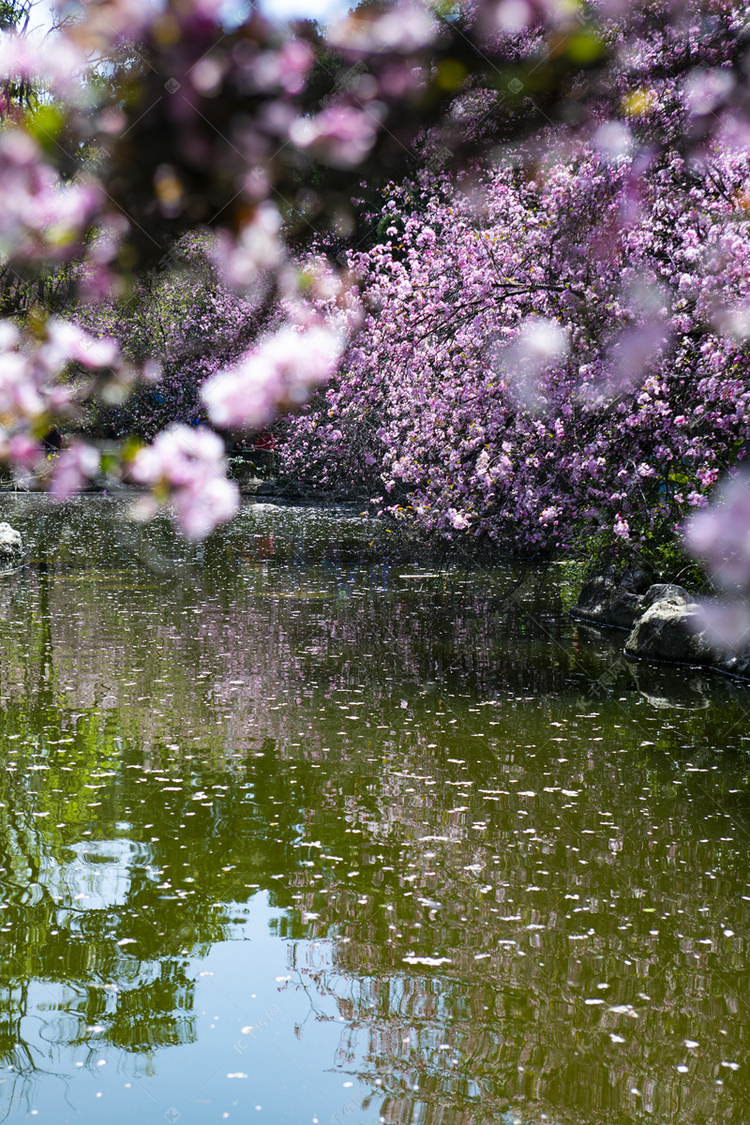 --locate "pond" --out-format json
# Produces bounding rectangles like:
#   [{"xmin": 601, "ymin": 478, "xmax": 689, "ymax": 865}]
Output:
[{"xmin": 0, "ymin": 494, "xmax": 749, "ymax": 1125}]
